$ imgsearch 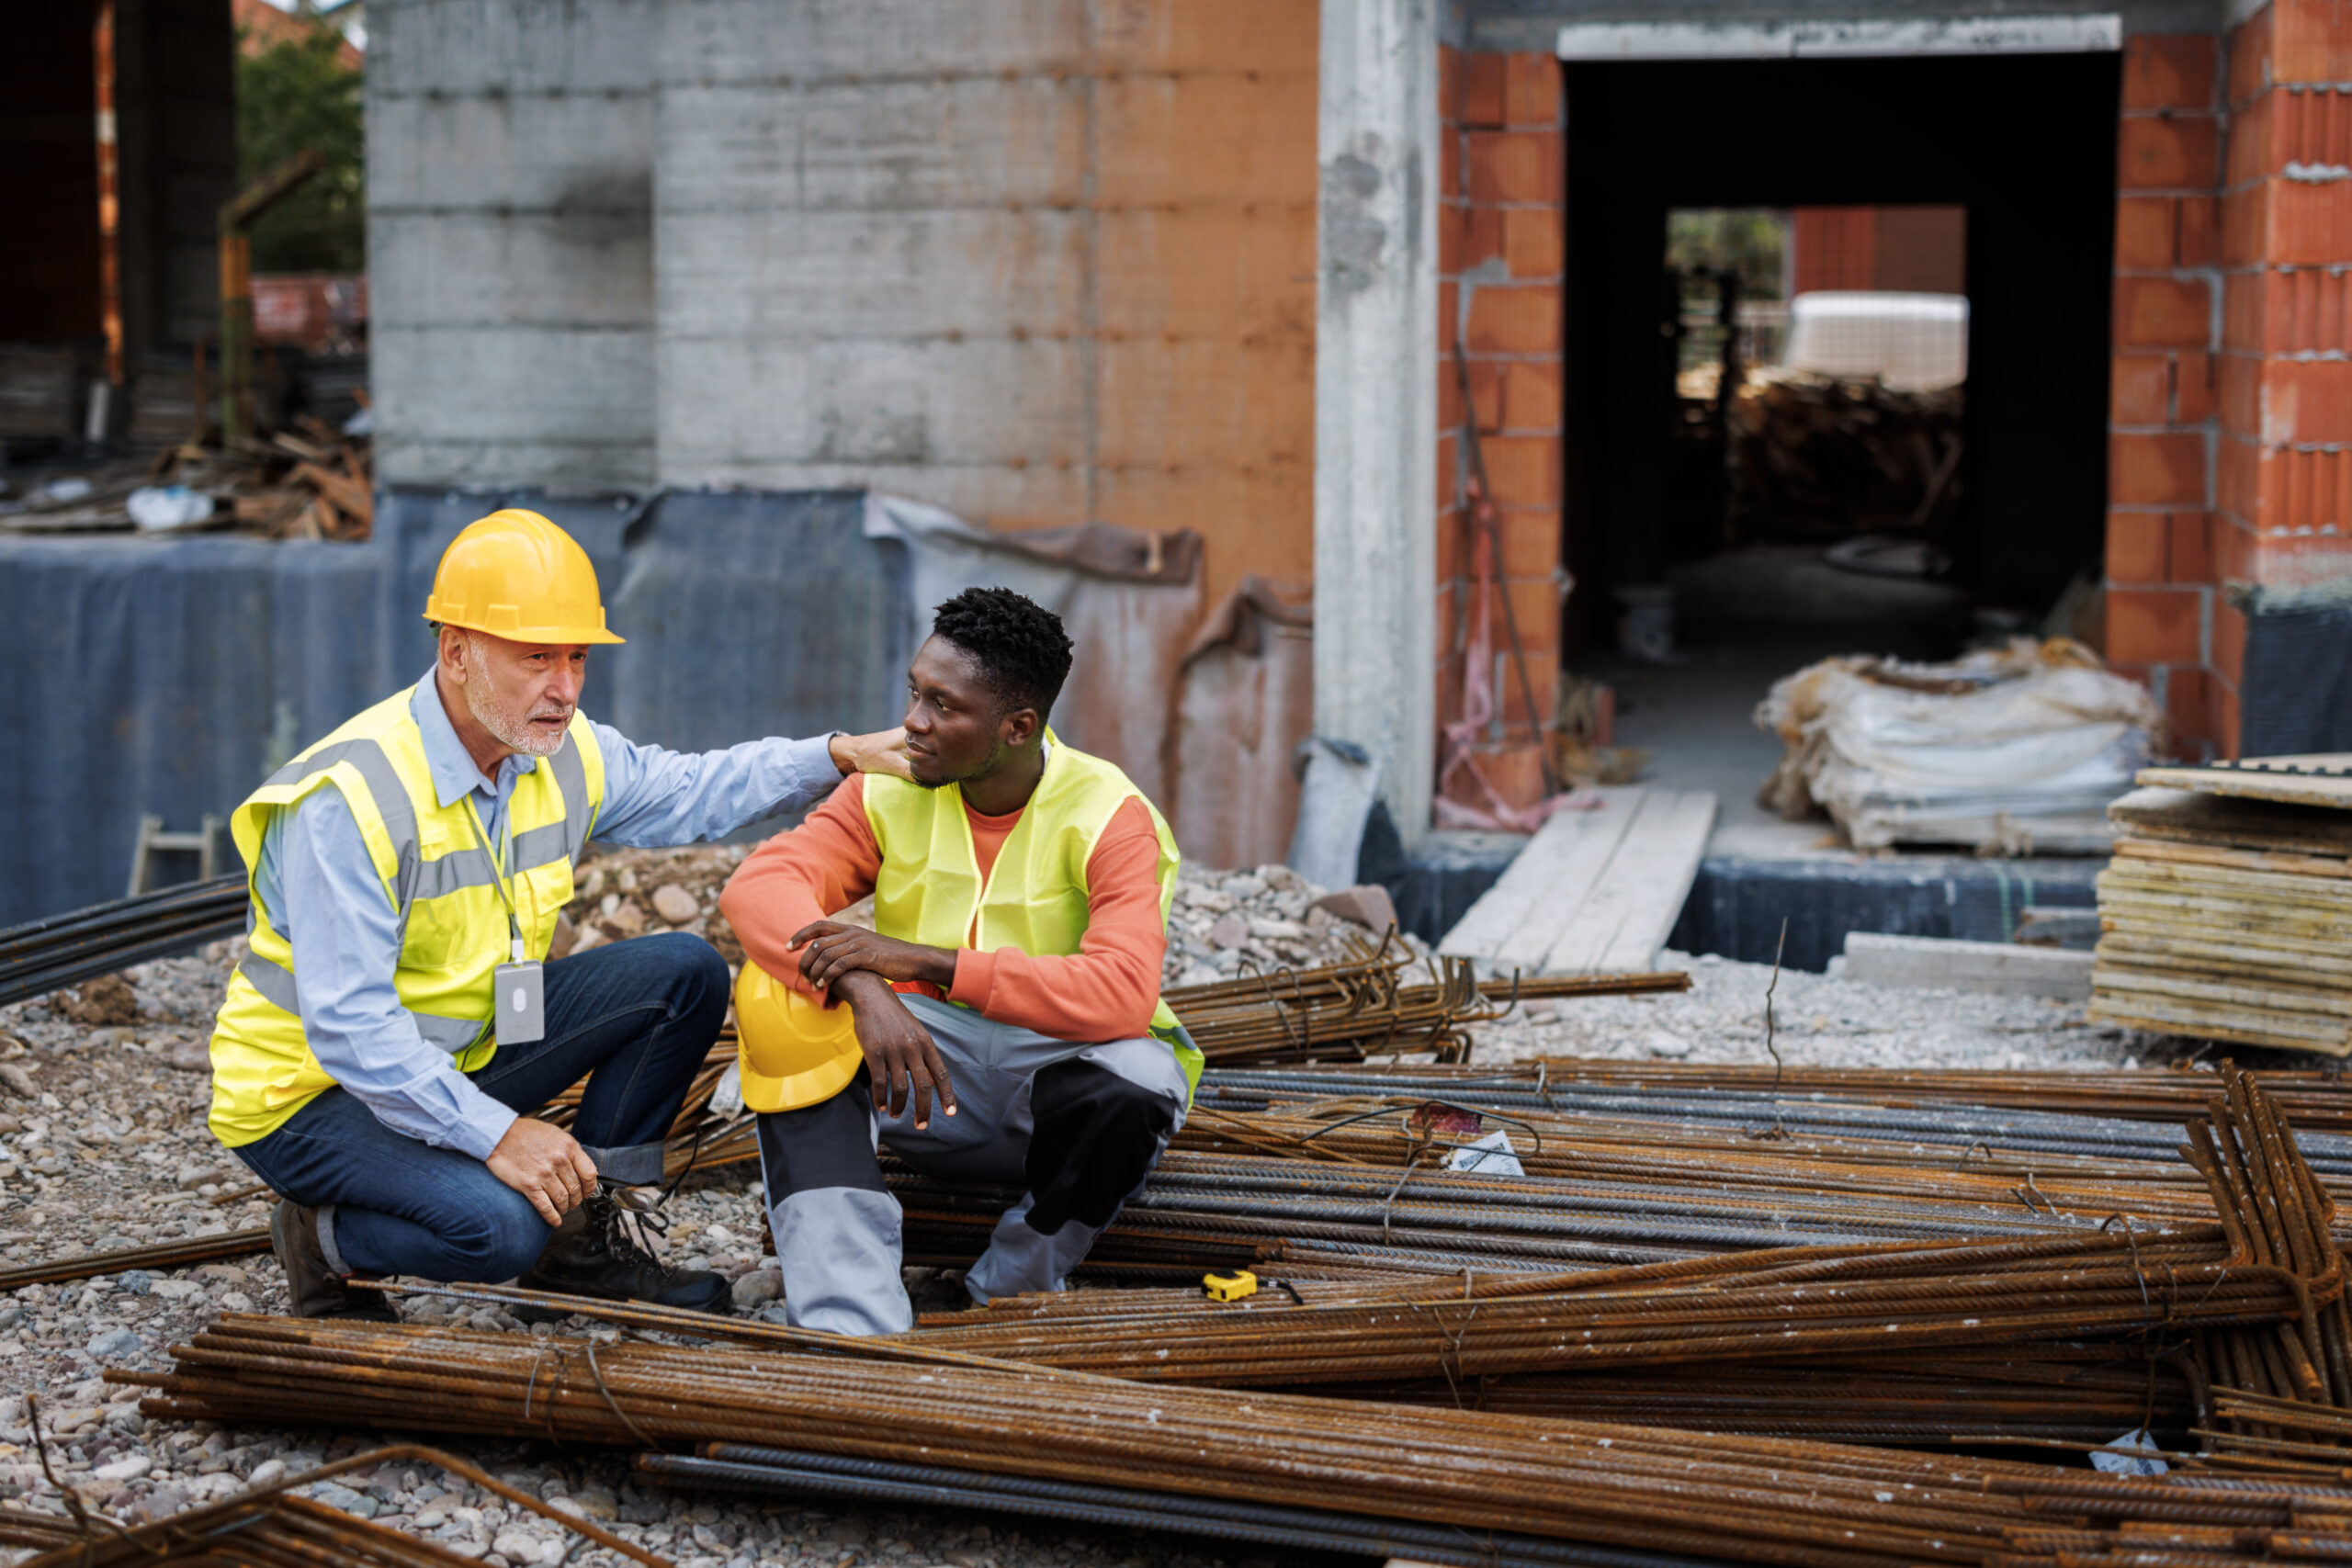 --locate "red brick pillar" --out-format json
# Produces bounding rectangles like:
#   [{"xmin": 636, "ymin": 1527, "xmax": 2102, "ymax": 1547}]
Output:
[
  {"xmin": 2216, "ymin": 0, "xmax": 2352, "ymax": 750},
  {"xmin": 2108, "ymin": 34, "xmax": 2225, "ymax": 755},
  {"xmin": 1434, "ymin": 48, "xmax": 1566, "ymax": 813}
]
